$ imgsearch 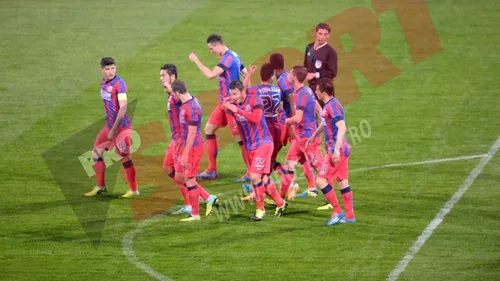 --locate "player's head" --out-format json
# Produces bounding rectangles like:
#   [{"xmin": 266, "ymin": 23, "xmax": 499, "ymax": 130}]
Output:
[
  {"xmin": 160, "ymin": 64, "xmax": 177, "ymax": 84},
  {"xmin": 100, "ymin": 57, "xmax": 116, "ymax": 81},
  {"xmin": 206, "ymin": 34, "xmax": 225, "ymax": 56},
  {"xmin": 316, "ymin": 78, "xmax": 335, "ymax": 101},
  {"xmin": 260, "ymin": 63, "xmax": 274, "ymax": 83},
  {"xmin": 171, "ymin": 80, "xmax": 188, "ymax": 100},
  {"xmin": 290, "ymin": 66, "xmax": 308, "ymax": 84},
  {"xmin": 269, "ymin": 53, "xmax": 285, "ymax": 77},
  {"xmin": 229, "ymin": 80, "xmax": 245, "ymax": 103},
  {"xmin": 315, "ymin": 22, "xmax": 331, "ymax": 45}
]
